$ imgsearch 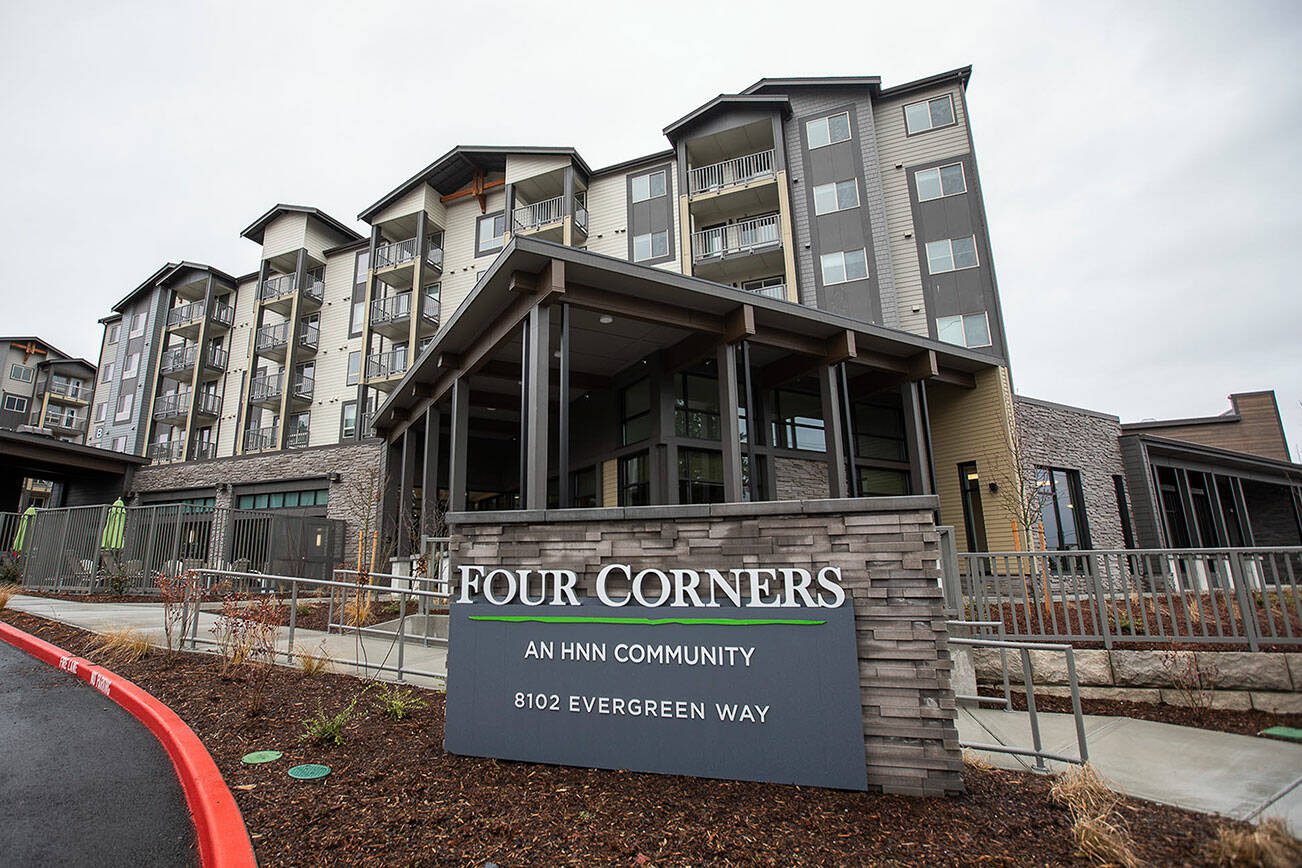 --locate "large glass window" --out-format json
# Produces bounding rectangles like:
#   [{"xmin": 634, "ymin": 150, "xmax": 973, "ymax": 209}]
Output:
[
  {"xmin": 619, "ymin": 452, "xmax": 650, "ymax": 506},
  {"xmin": 476, "ymin": 212, "xmax": 506, "ymax": 255},
  {"xmin": 115, "ymin": 392, "xmax": 134, "ymax": 420},
  {"xmin": 853, "ymin": 397, "xmax": 907, "ymax": 461},
  {"xmin": 674, "ymin": 371, "xmax": 720, "ymax": 440},
  {"xmin": 620, "ymin": 378, "xmax": 651, "ymax": 445},
  {"xmin": 9, "ymin": 363, "xmax": 33, "ymax": 383},
  {"xmin": 105, "ymin": 323, "xmax": 120, "ymax": 344},
  {"xmin": 2, "ymin": 394, "xmax": 27, "ymax": 413},
  {"xmin": 858, "ymin": 467, "xmax": 910, "ymax": 497},
  {"xmin": 915, "ymin": 163, "xmax": 967, "ymax": 201},
  {"xmin": 631, "ymin": 170, "xmax": 667, "ymax": 203},
  {"xmin": 806, "ymin": 112, "xmax": 851, "ymax": 149},
  {"xmin": 350, "ymin": 250, "xmax": 369, "ymax": 337},
  {"xmin": 129, "ymin": 312, "xmax": 146, "ymax": 337},
  {"xmin": 236, "ymin": 488, "xmax": 329, "ymax": 510},
  {"xmin": 812, "ymin": 179, "xmax": 859, "ymax": 215},
  {"xmin": 1036, "ymin": 466, "xmax": 1091, "ymax": 550},
  {"xmin": 819, "ymin": 249, "xmax": 869, "ymax": 285},
  {"xmin": 958, "ymin": 462, "xmax": 988, "ymax": 552},
  {"xmin": 904, "ymin": 94, "xmax": 956, "ymax": 134},
  {"xmin": 340, "ymin": 401, "xmax": 357, "ymax": 440},
  {"xmin": 936, "ymin": 312, "xmax": 992, "ymax": 348},
  {"xmin": 571, "ymin": 466, "xmax": 598, "ymax": 508},
  {"xmin": 632, "ymin": 230, "xmax": 669, "ymax": 262},
  {"xmin": 678, "ymin": 448, "xmax": 725, "ymax": 504},
  {"xmin": 770, "ymin": 389, "xmax": 825, "ymax": 452},
  {"xmin": 346, "ymin": 351, "xmax": 361, "ymax": 386},
  {"xmin": 925, "ymin": 236, "xmax": 979, "ymax": 273}
]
